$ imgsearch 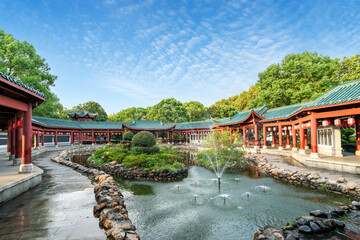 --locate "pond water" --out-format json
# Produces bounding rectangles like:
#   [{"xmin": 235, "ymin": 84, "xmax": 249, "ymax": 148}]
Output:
[{"xmin": 71, "ymin": 154, "xmax": 349, "ymax": 240}]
